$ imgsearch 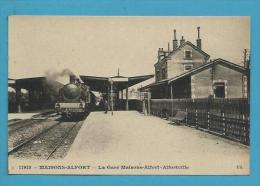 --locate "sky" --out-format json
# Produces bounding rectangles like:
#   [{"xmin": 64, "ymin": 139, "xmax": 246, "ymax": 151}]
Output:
[{"xmin": 9, "ymin": 16, "xmax": 250, "ymax": 82}]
